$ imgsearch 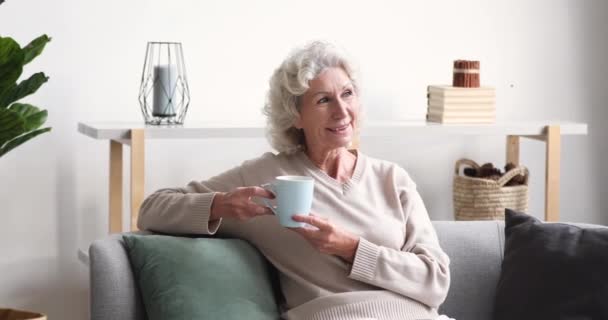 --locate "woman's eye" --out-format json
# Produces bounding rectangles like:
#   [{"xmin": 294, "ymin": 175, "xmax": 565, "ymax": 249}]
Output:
[
  {"xmin": 342, "ymin": 90, "xmax": 353, "ymax": 97},
  {"xmin": 317, "ymin": 97, "xmax": 329, "ymax": 104}
]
